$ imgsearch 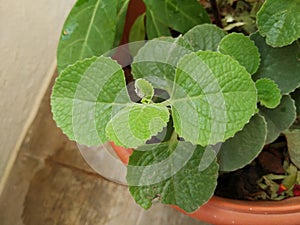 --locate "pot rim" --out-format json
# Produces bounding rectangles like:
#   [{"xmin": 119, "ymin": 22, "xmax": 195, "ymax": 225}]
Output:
[
  {"xmin": 110, "ymin": 142, "xmax": 300, "ymax": 214},
  {"xmin": 208, "ymin": 195, "xmax": 300, "ymax": 214}
]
